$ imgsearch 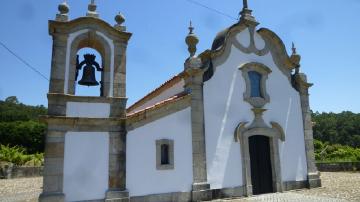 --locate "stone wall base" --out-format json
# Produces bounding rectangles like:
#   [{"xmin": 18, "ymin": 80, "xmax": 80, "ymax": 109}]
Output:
[
  {"xmin": 105, "ymin": 190, "xmax": 129, "ymax": 202},
  {"xmin": 191, "ymin": 182, "xmax": 212, "ymax": 201},
  {"xmin": 38, "ymin": 192, "xmax": 65, "ymax": 202},
  {"xmin": 38, "ymin": 180, "xmax": 316, "ymax": 202},
  {"xmin": 307, "ymin": 172, "xmax": 322, "ymax": 188},
  {"xmin": 283, "ymin": 180, "xmax": 307, "ymax": 191}
]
